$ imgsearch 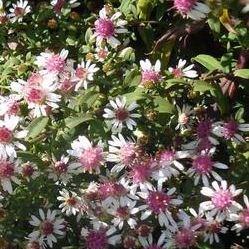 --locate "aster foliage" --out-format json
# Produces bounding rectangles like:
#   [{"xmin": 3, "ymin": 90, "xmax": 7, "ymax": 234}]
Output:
[{"xmin": 0, "ymin": 0, "xmax": 249, "ymax": 249}]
